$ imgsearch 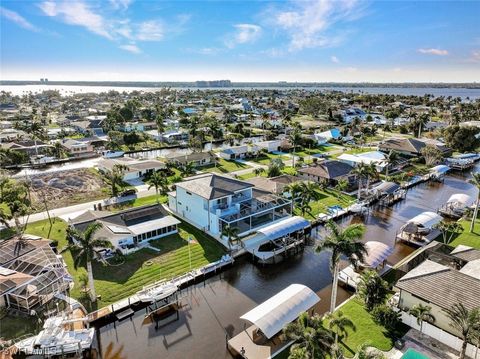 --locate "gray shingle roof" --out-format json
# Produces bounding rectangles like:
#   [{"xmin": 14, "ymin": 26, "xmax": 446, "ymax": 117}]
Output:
[
  {"xmin": 176, "ymin": 173, "xmax": 253, "ymax": 200},
  {"xmin": 396, "ymin": 259, "xmax": 480, "ymax": 311},
  {"xmin": 298, "ymin": 161, "xmax": 353, "ymax": 179},
  {"xmin": 450, "ymin": 245, "xmax": 480, "ymax": 262}
]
